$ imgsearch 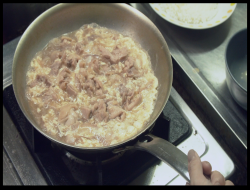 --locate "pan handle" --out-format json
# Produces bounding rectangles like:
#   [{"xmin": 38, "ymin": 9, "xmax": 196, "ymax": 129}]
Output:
[{"xmin": 134, "ymin": 133, "xmax": 190, "ymax": 183}]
